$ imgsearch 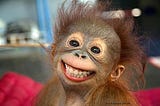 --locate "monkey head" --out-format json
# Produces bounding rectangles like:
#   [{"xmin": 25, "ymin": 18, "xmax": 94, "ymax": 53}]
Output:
[
  {"xmin": 35, "ymin": 2, "xmax": 145, "ymax": 106},
  {"xmin": 52, "ymin": 5, "xmax": 127, "ymax": 95}
]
